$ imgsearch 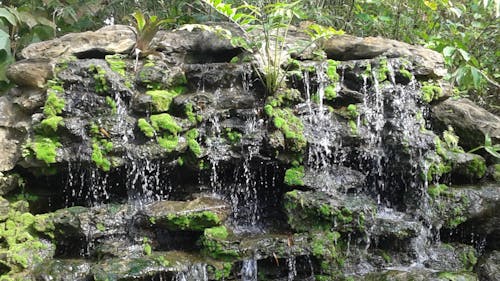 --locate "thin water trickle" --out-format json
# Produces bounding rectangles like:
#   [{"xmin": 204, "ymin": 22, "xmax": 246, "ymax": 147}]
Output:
[
  {"xmin": 241, "ymin": 259, "xmax": 258, "ymax": 281},
  {"xmin": 287, "ymin": 256, "xmax": 297, "ymax": 281}
]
